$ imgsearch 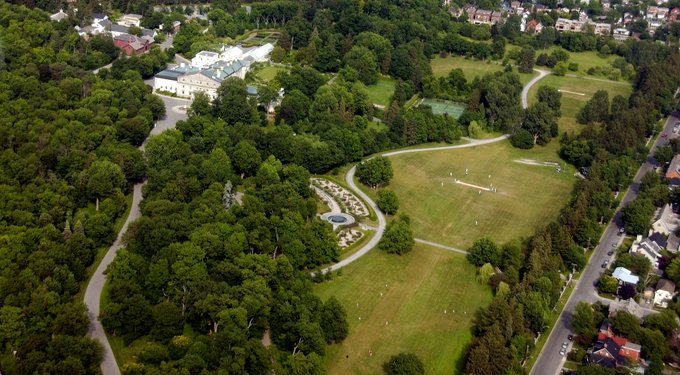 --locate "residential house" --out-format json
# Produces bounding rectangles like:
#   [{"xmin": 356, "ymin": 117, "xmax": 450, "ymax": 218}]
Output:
[
  {"xmin": 612, "ymin": 267, "xmax": 639, "ymax": 285},
  {"xmin": 602, "ymin": 0, "xmax": 611, "ymax": 10},
  {"xmin": 118, "ymin": 13, "xmax": 143, "ymax": 27},
  {"xmin": 588, "ymin": 324, "xmax": 642, "ymax": 368},
  {"xmin": 534, "ymin": 4, "xmax": 547, "ymax": 12},
  {"xmin": 646, "ymin": 6, "xmax": 670, "ymax": 21},
  {"xmin": 629, "ymin": 234, "xmax": 663, "ymax": 269},
  {"xmin": 50, "ymin": 9, "xmax": 68, "ymax": 22},
  {"xmin": 510, "ymin": 1, "xmax": 521, "ymax": 10},
  {"xmin": 613, "ymin": 27, "xmax": 630, "ymax": 40},
  {"xmin": 449, "ymin": 6, "xmax": 464, "ymax": 17},
  {"xmin": 667, "ymin": 154, "xmax": 680, "ymax": 185},
  {"xmin": 654, "ymin": 279, "xmax": 676, "ymax": 308},
  {"xmin": 652, "ymin": 203, "xmax": 680, "ymax": 236},
  {"xmin": 113, "ymin": 33, "xmax": 152, "ymax": 56},
  {"xmin": 525, "ymin": 19, "xmax": 544, "ymax": 33},
  {"xmin": 669, "ymin": 7, "xmax": 680, "ymax": 21}
]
